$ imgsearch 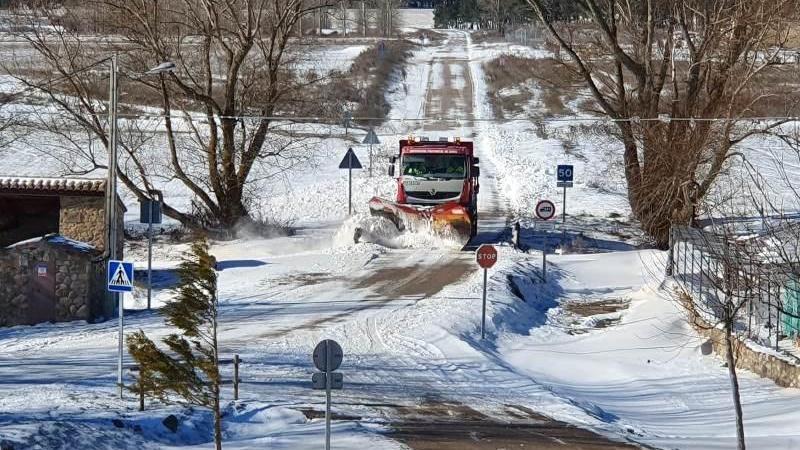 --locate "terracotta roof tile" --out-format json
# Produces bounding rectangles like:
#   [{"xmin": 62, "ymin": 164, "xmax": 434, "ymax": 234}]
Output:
[{"xmin": 0, "ymin": 176, "xmax": 106, "ymax": 194}]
